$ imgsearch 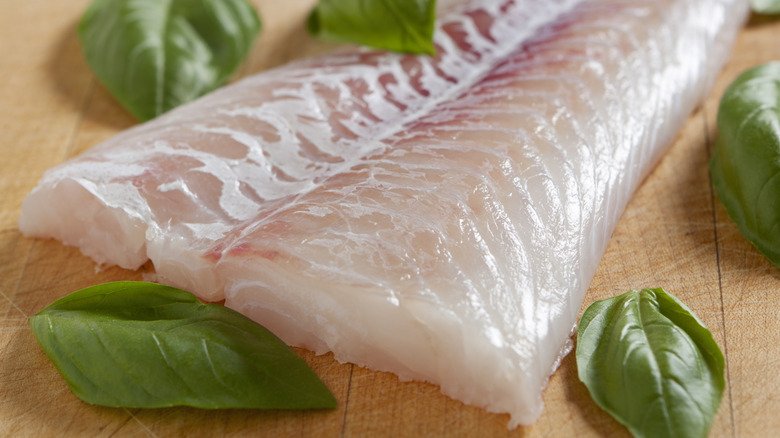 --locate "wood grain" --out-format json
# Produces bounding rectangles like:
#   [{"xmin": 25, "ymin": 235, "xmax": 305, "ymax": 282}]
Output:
[{"xmin": 1, "ymin": 1, "xmax": 779, "ymax": 436}]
